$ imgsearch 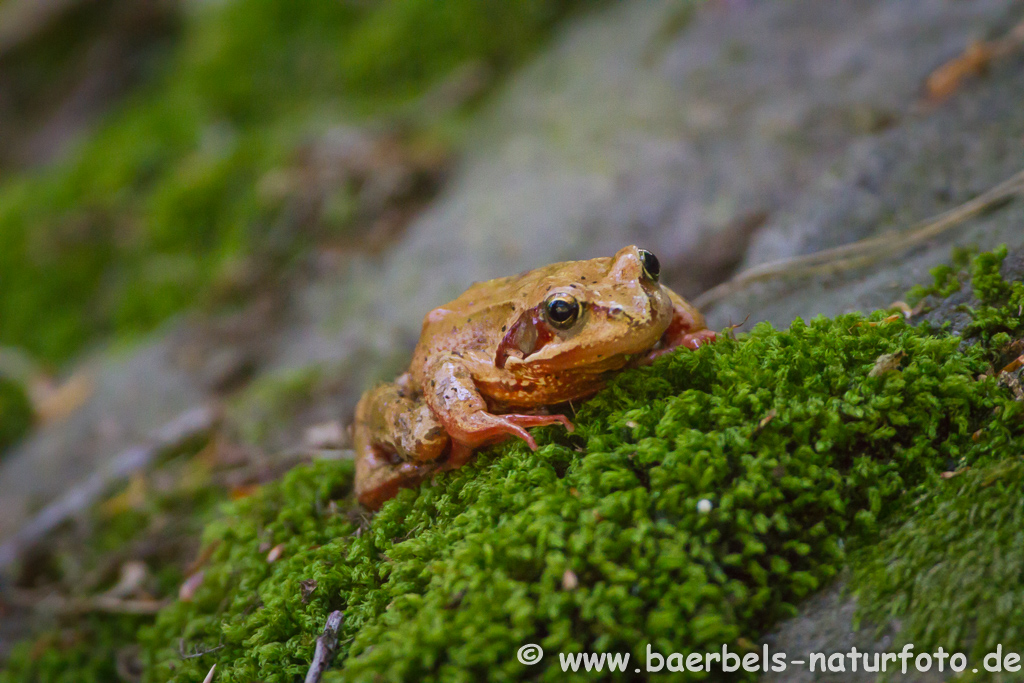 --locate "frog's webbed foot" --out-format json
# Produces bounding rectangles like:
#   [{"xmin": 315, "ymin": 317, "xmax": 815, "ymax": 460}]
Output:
[{"xmin": 354, "ymin": 451, "xmax": 430, "ymax": 510}]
